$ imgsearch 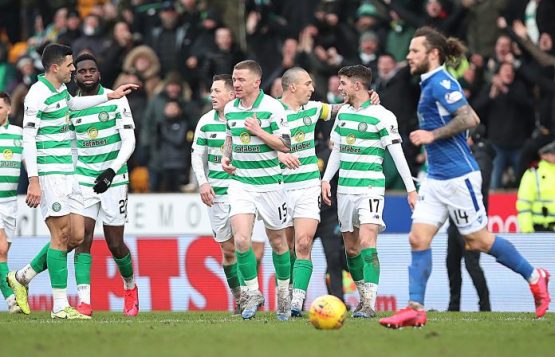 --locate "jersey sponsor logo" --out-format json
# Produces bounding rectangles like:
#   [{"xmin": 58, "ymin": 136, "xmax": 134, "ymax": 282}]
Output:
[
  {"xmin": 87, "ymin": 127, "xmax": 99, "ymax": 139},
  {"xmin": 303, "ymin": 117, "xmax": 312, "ymax": 126},
  {"xmin": 291, "ymin": 141, "xmax": 311, "ymax": 152},
  {"xmin": 98, "ymin": 111, "xmax": 109, "ymax": 122},
  {"xmin": 60, "ymin": 124, "xmax": 70, "ymax": 133},
  {"xmin": 52, "ymin": 202, "xmax": 61, "ymax": 212},
  {"xmin": 0, "ymin": 161, "xmax": 18, "ymax": 168},
  {"xmin": 445, "ymin": 91, "xmax": 463, "ymax": 104},
  {"xmin": 234, "ymin": 145, "xmax": 260, "ymax": 153},
  {"xmin": 440, "ymin": 79, "xmax": 451, "ymax": 89},
  {"xmin": 83, "ymin": 138, "xmax": 108, "ymax": 148},
  {"xmin": 346, "ymin": 134, "xmax": 356, "ymax": 145},
  {"xmin": 239, "ymin": 132, "xmax": 250, "ymax": 144},
  {"xmin": 2, "ymin": 149, "xmax": 13, "ymax": 160},
  {"xmin": 358, "ymin": 122, "xmax": 367, "ymax": 132},
  {"xmin": 294, "ymin": 131, "xmax": 305, "ymax": 143}
]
